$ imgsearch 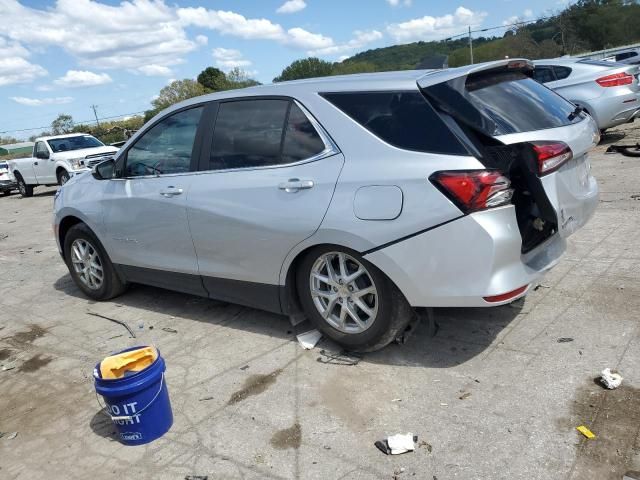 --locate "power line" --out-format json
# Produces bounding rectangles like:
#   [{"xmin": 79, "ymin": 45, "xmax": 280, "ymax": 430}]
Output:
[{"xmin": 0, "ymin": 110, "xmax": 147, "ymax": 135}]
